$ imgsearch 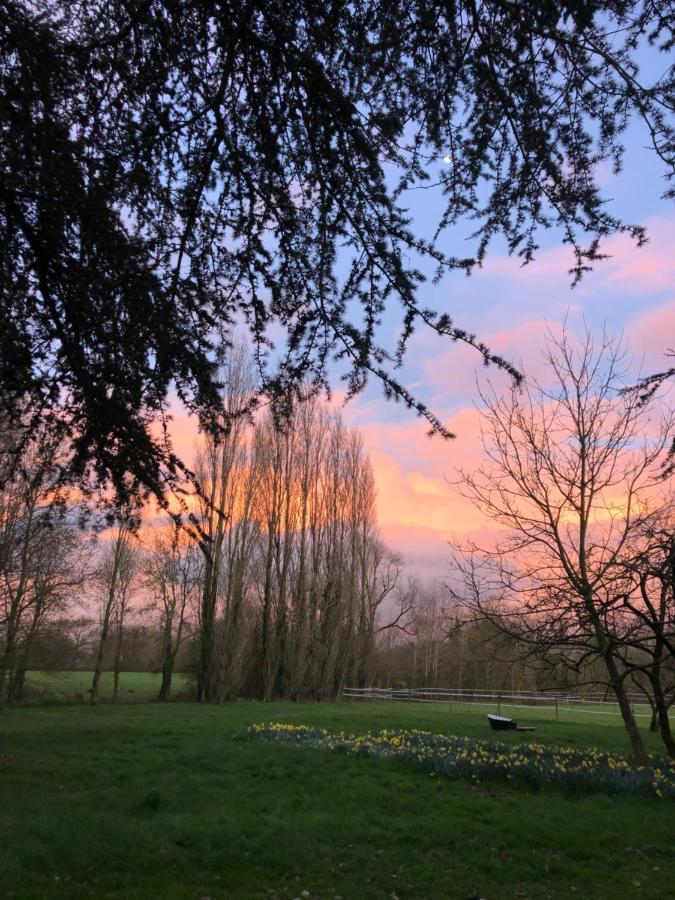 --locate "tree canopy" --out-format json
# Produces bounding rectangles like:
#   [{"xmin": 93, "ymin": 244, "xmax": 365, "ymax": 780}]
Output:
[{"xmin": 1, "ymin": 0, "xmax": 673, "ymax": 506}]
